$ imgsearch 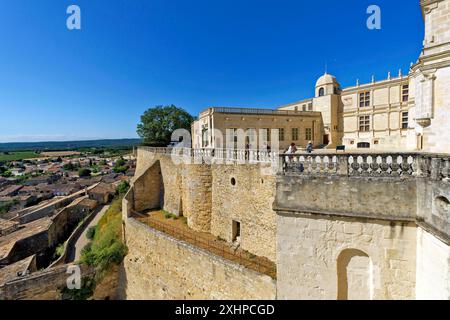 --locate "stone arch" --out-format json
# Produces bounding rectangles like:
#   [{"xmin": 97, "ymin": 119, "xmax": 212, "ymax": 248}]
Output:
[
  {"xmin": 434, "ymin": 195, "xmax": 450, "ymax": 219},
  {"xmin": 318, "ymin": 87, "xmax": 325, "ymax": 97},
  {"xmin": 337, "ymin": 248, "xmax": 373, "ymax": 300}
]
